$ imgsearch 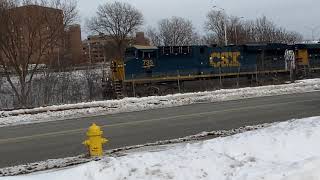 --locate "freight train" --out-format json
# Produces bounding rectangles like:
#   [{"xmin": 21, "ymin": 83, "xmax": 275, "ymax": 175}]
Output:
[{"xmin": 102, "ymin": 43, "xmax": 320, "ymax": 99}]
